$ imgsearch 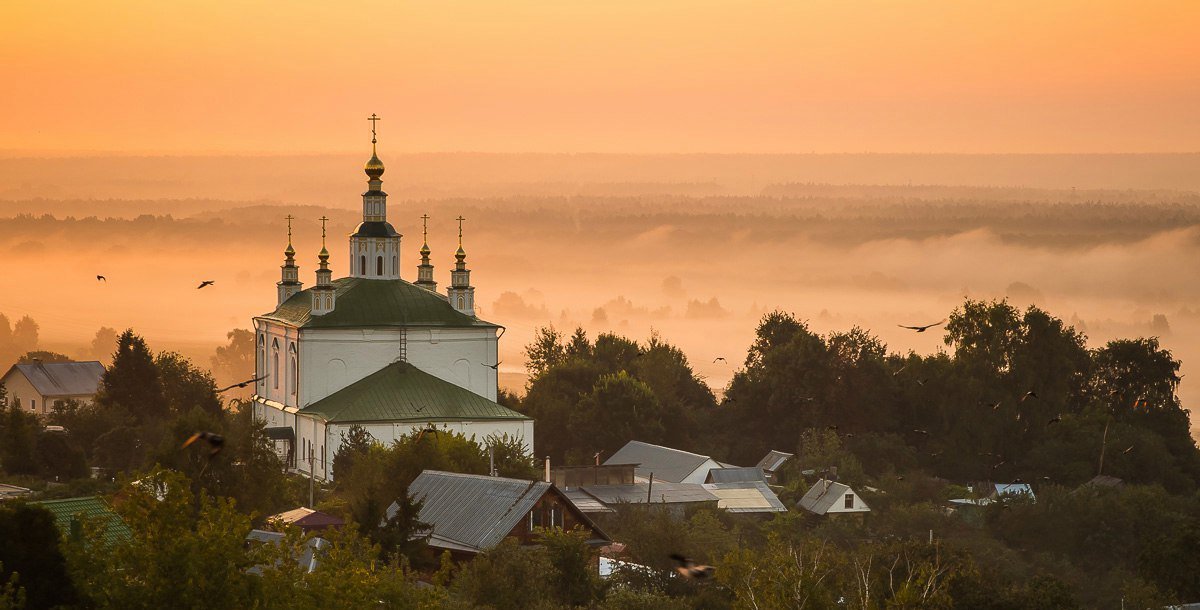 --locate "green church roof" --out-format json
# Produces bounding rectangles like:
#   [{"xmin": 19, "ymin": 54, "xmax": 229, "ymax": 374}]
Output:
[
  {"xmin": 32, "ymin": 496, "xmax": 131, "ymax": 547},
  {"xmin": 260, "ymin": 277, "xmax": 496, "ymax": 329},
  {"xmin": 299, "ymin": 361, "xmax": 530, "ymax": 424}
]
